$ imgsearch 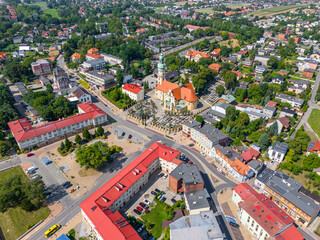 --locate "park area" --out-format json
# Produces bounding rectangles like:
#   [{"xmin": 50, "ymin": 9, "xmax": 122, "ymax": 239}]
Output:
[
  {"xmin": 249, "ymin": 4, "xmax": 307, "ymax": 17},
  {"xmin": 308, "ymin": 109, "xmax": 320, "ymax": 138},
  {"xmin": 0, "ymin": 167, "xmax": 50, "ymax": 240},
  {"xmin": 102, "ymin": 85, "xmax": 135, "ymax": 109}
]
